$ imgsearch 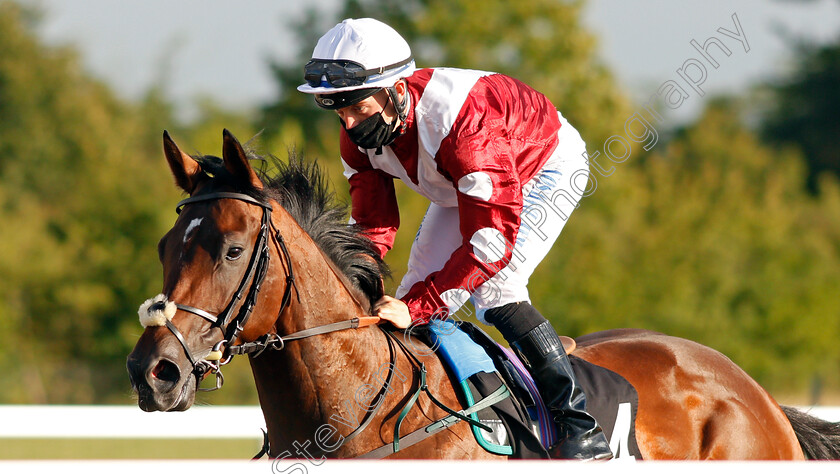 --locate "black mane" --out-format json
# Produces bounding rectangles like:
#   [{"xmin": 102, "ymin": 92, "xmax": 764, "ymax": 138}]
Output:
[{"xmin": 193, "ymin": 152, "xmax": 389, "ymax": 308}]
